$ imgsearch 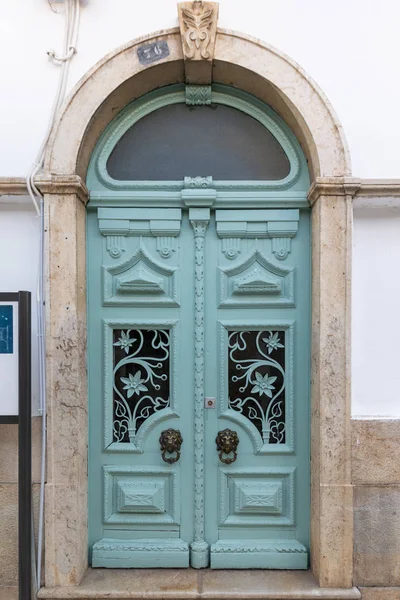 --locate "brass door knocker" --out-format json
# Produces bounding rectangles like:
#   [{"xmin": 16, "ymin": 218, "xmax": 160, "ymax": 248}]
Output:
[
  {"xmin": 216, "ymin": 428, "xmax": 239, "ymax": 464},
  {"xmin": 159, "ymin": 429, "xmax": 183, "ymax": 464}
]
